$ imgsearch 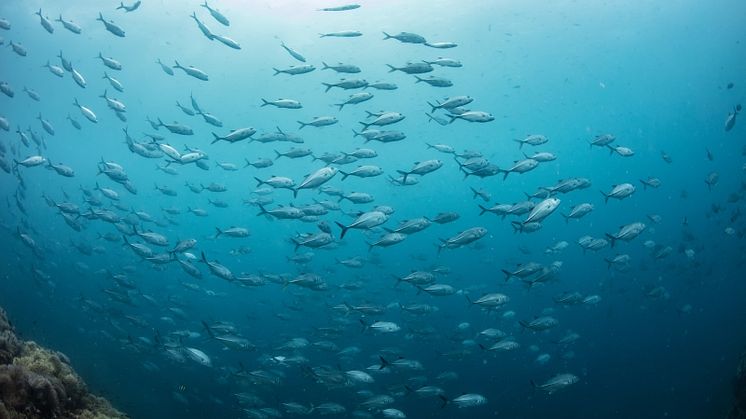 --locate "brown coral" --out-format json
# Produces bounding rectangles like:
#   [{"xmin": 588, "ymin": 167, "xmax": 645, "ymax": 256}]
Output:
[
  {"xmin": 0, "ymin": 307, "xmax": 128, "ymax": 419},
  {"xmin": 0, "ymin": 308, "xmax": 20, "ymax": 365}
]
